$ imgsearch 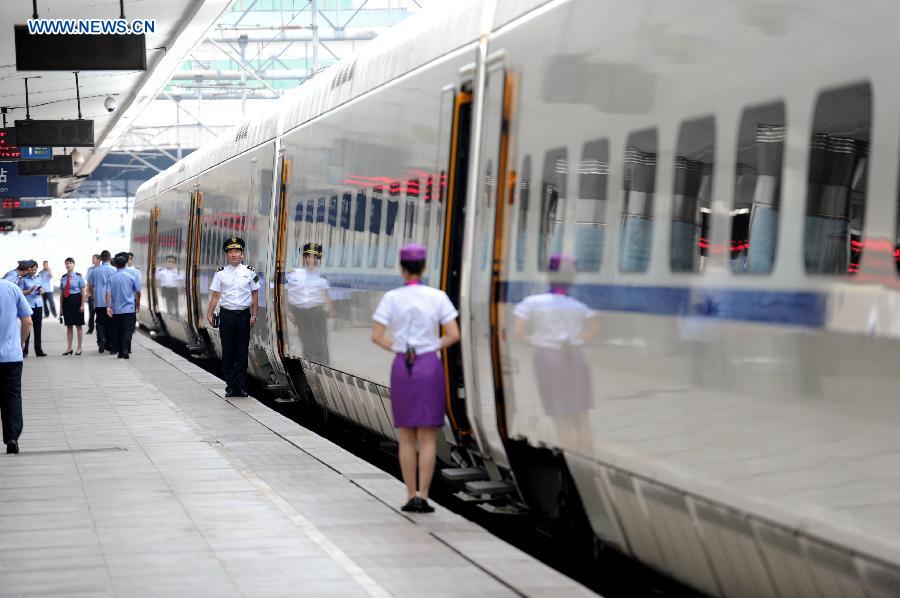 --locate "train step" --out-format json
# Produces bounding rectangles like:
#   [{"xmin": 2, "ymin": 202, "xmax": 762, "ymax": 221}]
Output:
[
  {"xmin": 463, "ymin": 480, "xmax": 516, "ymax": 498},
  {"xmin": 441, "ymin": 467, "xmax": 489, "ymax": 484}
]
